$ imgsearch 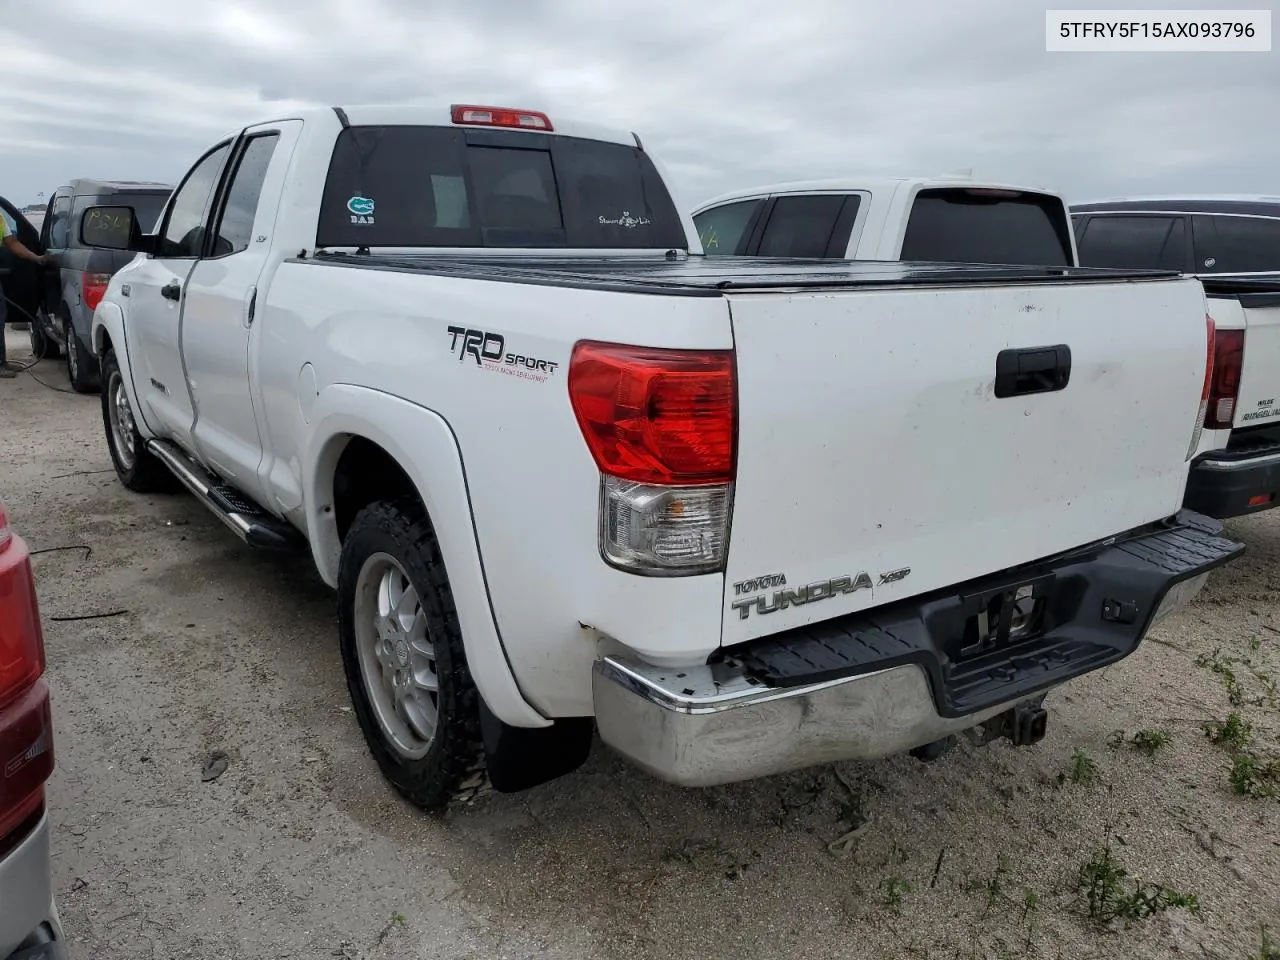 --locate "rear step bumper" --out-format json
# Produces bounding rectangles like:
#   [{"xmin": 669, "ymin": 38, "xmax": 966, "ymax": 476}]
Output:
[
  {"xmin": 1184, "ymin": 448, "xmax": 1280, "ymax": 519},
  {"xmin": 592, "ymin": 511, "xmax": 1243, "ymax": 787}
]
